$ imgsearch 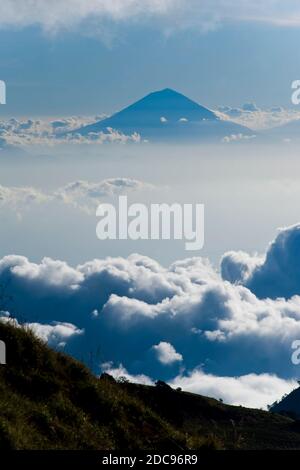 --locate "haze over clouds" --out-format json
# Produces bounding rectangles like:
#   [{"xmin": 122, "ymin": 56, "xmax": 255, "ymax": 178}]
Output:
[
  {"xmin": 1, "ymin": 1, "xmax": 300, "ymax": 34},
  {"xmin": 1, "ymin": 225, "xmax": 300, "ymax": 407}
]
